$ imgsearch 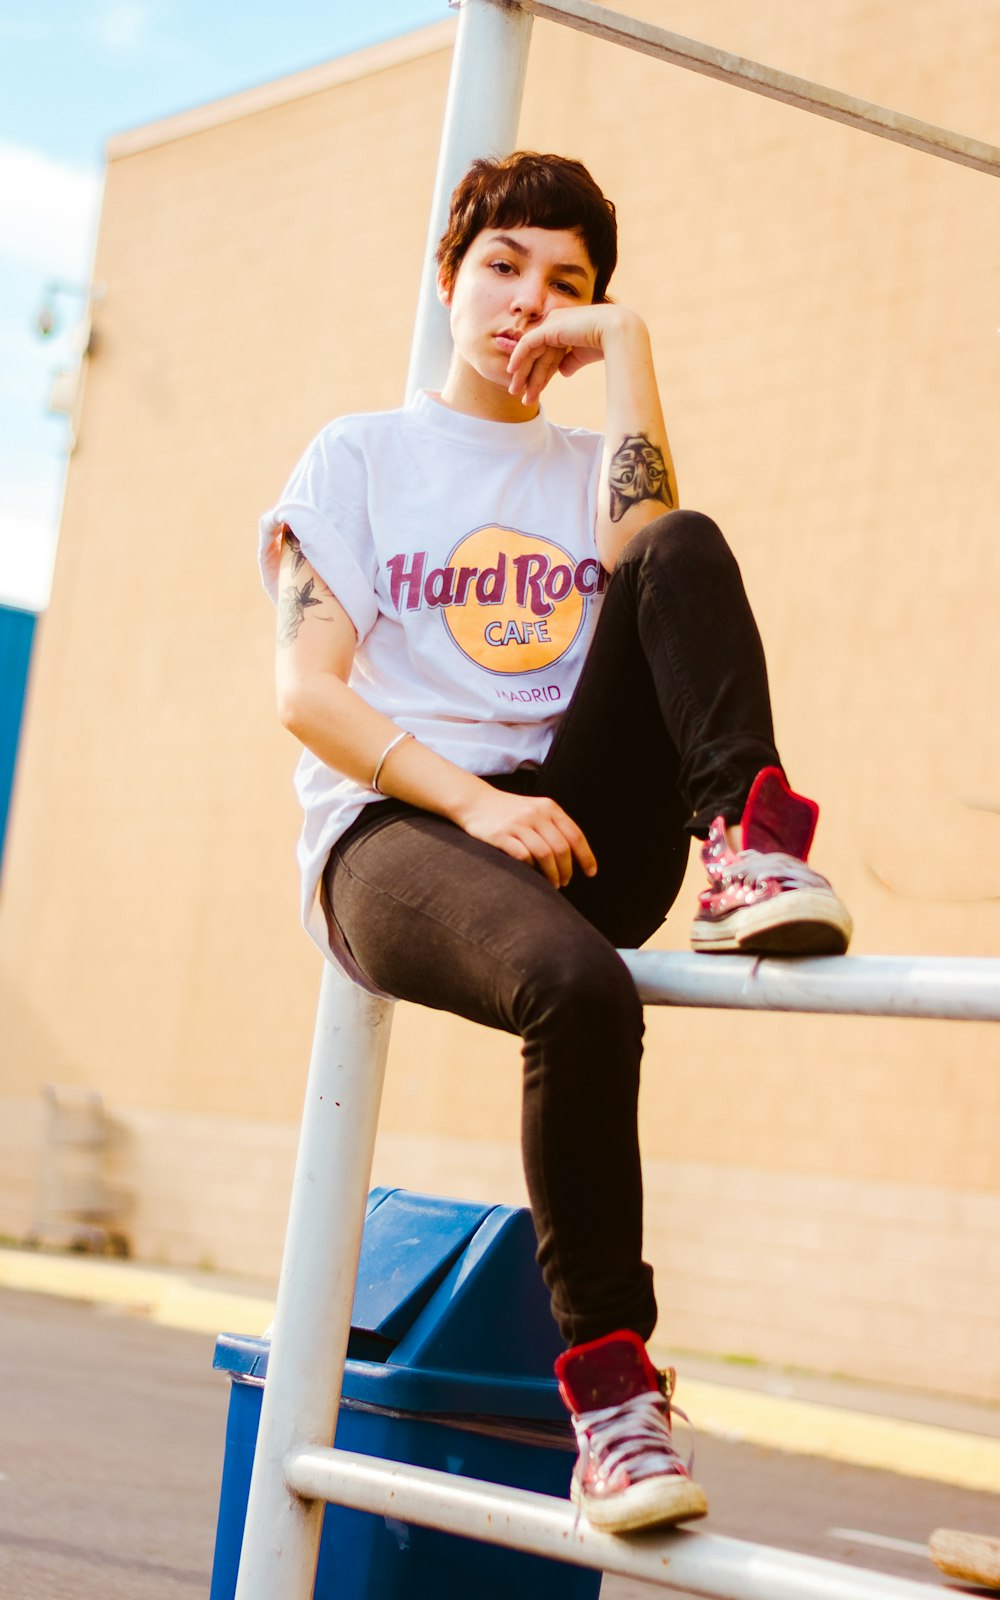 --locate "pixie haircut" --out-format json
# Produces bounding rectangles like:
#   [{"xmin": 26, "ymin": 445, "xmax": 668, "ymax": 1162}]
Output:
[{"xmin": 436, "ymin": 151, "xmax": 618, "ymax": 303}]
